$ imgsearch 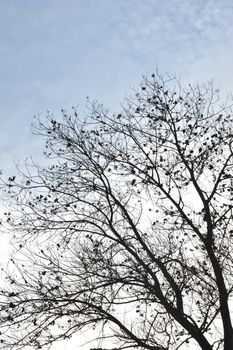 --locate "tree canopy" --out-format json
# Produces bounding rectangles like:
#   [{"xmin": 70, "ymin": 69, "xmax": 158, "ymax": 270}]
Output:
[{"xmin": 0, "ymin": 74, "xmax": 233, "ymax": 350}]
